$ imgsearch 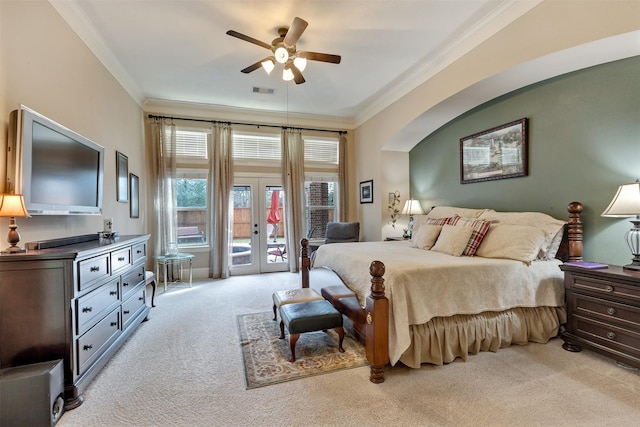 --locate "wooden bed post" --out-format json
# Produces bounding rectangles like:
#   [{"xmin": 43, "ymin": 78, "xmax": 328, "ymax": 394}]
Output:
[
  {"xmin": 365, "ymin": 260, "xmax": 389, "ymax": 383},
  {"xmin": 567, "ymin": 202, "xmax": 584, "ymax": 262},
  {"xmin": 300, "ymin": 239, "xmax": 310, "ymax": 288}
]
